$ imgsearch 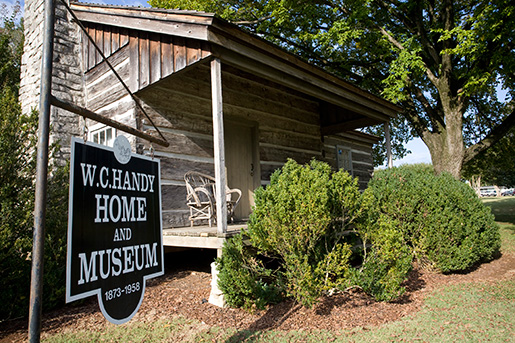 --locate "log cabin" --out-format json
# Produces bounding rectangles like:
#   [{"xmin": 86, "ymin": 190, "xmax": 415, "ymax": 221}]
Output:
[{"xmin": 20, "ymin": 1, "xmax": 400, "ymax": 256}]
